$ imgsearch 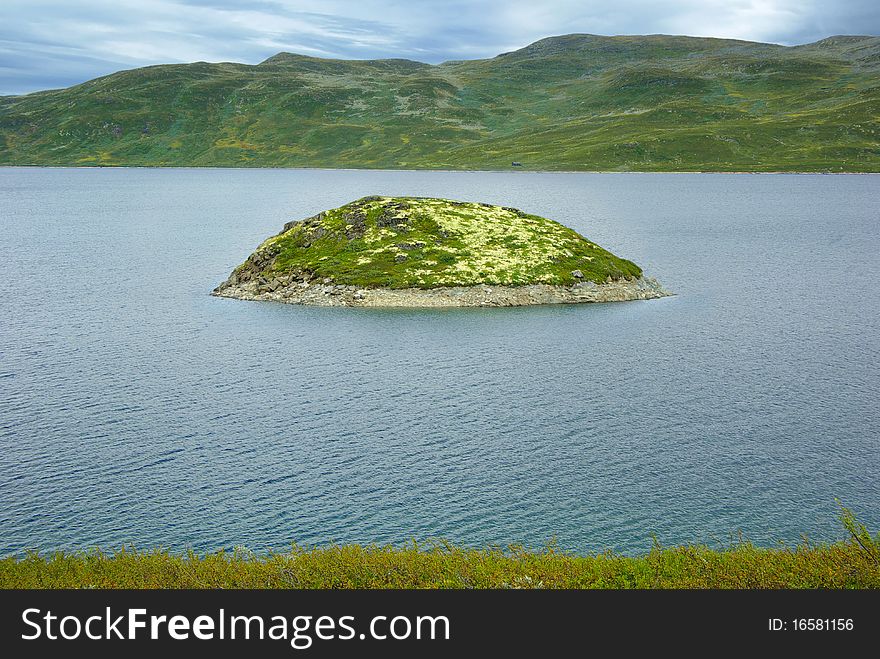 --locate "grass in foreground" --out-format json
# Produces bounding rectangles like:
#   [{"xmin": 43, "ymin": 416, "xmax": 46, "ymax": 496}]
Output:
[{"xmin": 2, "ymin": 509, "xmax": 877, "ymax": 589}]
